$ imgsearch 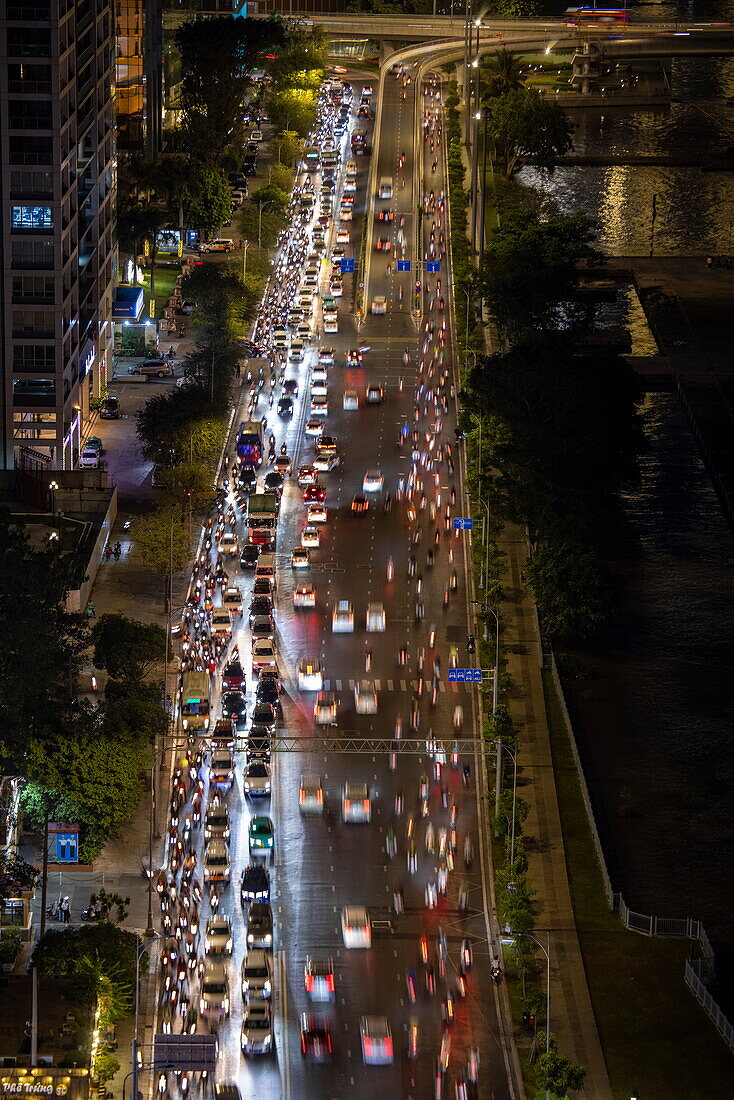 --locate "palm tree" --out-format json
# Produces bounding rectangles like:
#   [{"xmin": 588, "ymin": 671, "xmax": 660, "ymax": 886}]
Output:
[{"xmin": 484, "ymin": 48, "xmax": 524, "ymax": 99}]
